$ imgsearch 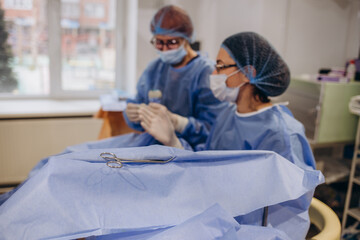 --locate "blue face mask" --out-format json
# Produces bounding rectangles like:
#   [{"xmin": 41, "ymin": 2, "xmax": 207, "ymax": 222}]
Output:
[{"xmin": 157, "ymin": 44, "xmax": 187, "ymax": 65}]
